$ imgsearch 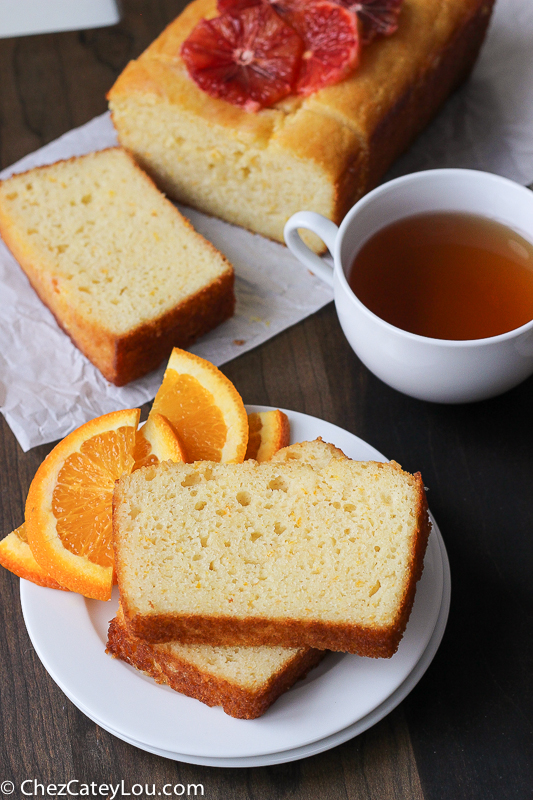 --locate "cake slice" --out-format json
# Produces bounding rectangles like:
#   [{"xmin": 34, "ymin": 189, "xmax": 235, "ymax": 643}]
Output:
[
  {"xmin": 113, "ymin": 443, "xmax": 431, "ymax": 656},
  {"xmin": 270, "ymin": 437, "xmax": 347, "ymax": 469},
  {"xmin": 0, "ymin": 147, "xmax": 234, "ymax": 385},
  {"xmin": 107, "ymin": 603, "xmax": 324, "ymax": 719},
  {"xmin": 108, "ymin": 439, "xmax": 327, "ymax": 719}
]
